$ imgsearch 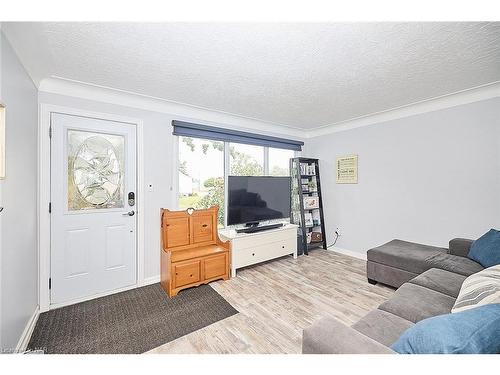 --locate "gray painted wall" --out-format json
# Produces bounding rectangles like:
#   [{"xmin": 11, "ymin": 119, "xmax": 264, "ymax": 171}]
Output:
[
  {"xmin": 305, "ymin": 98, "xmax": 500, "ymax": 256},
  {"xmin": 0, "ymin": 32, "xmax": 38, "ymax": 350}
]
